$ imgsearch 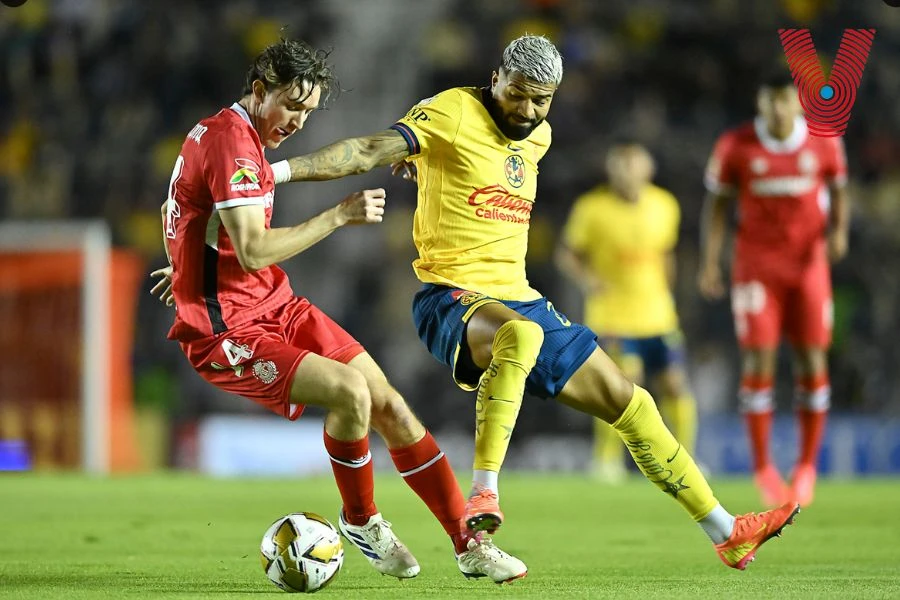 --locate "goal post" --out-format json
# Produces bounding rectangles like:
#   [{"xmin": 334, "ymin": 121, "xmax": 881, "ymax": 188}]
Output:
[{"xmin": 0, "ymin": 220, "xmax": 142, "ymax": 474}]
